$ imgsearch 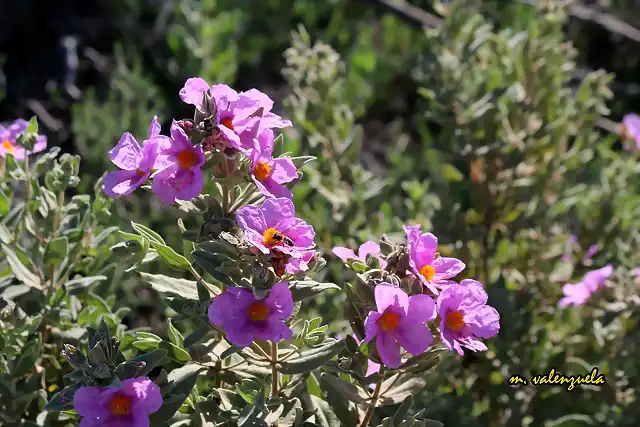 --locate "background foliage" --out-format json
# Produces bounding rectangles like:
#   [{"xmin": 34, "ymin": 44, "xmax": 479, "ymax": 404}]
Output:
[{"xmin": 2, "ymin": 0, "xmax": 640, "ymax": 426}]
